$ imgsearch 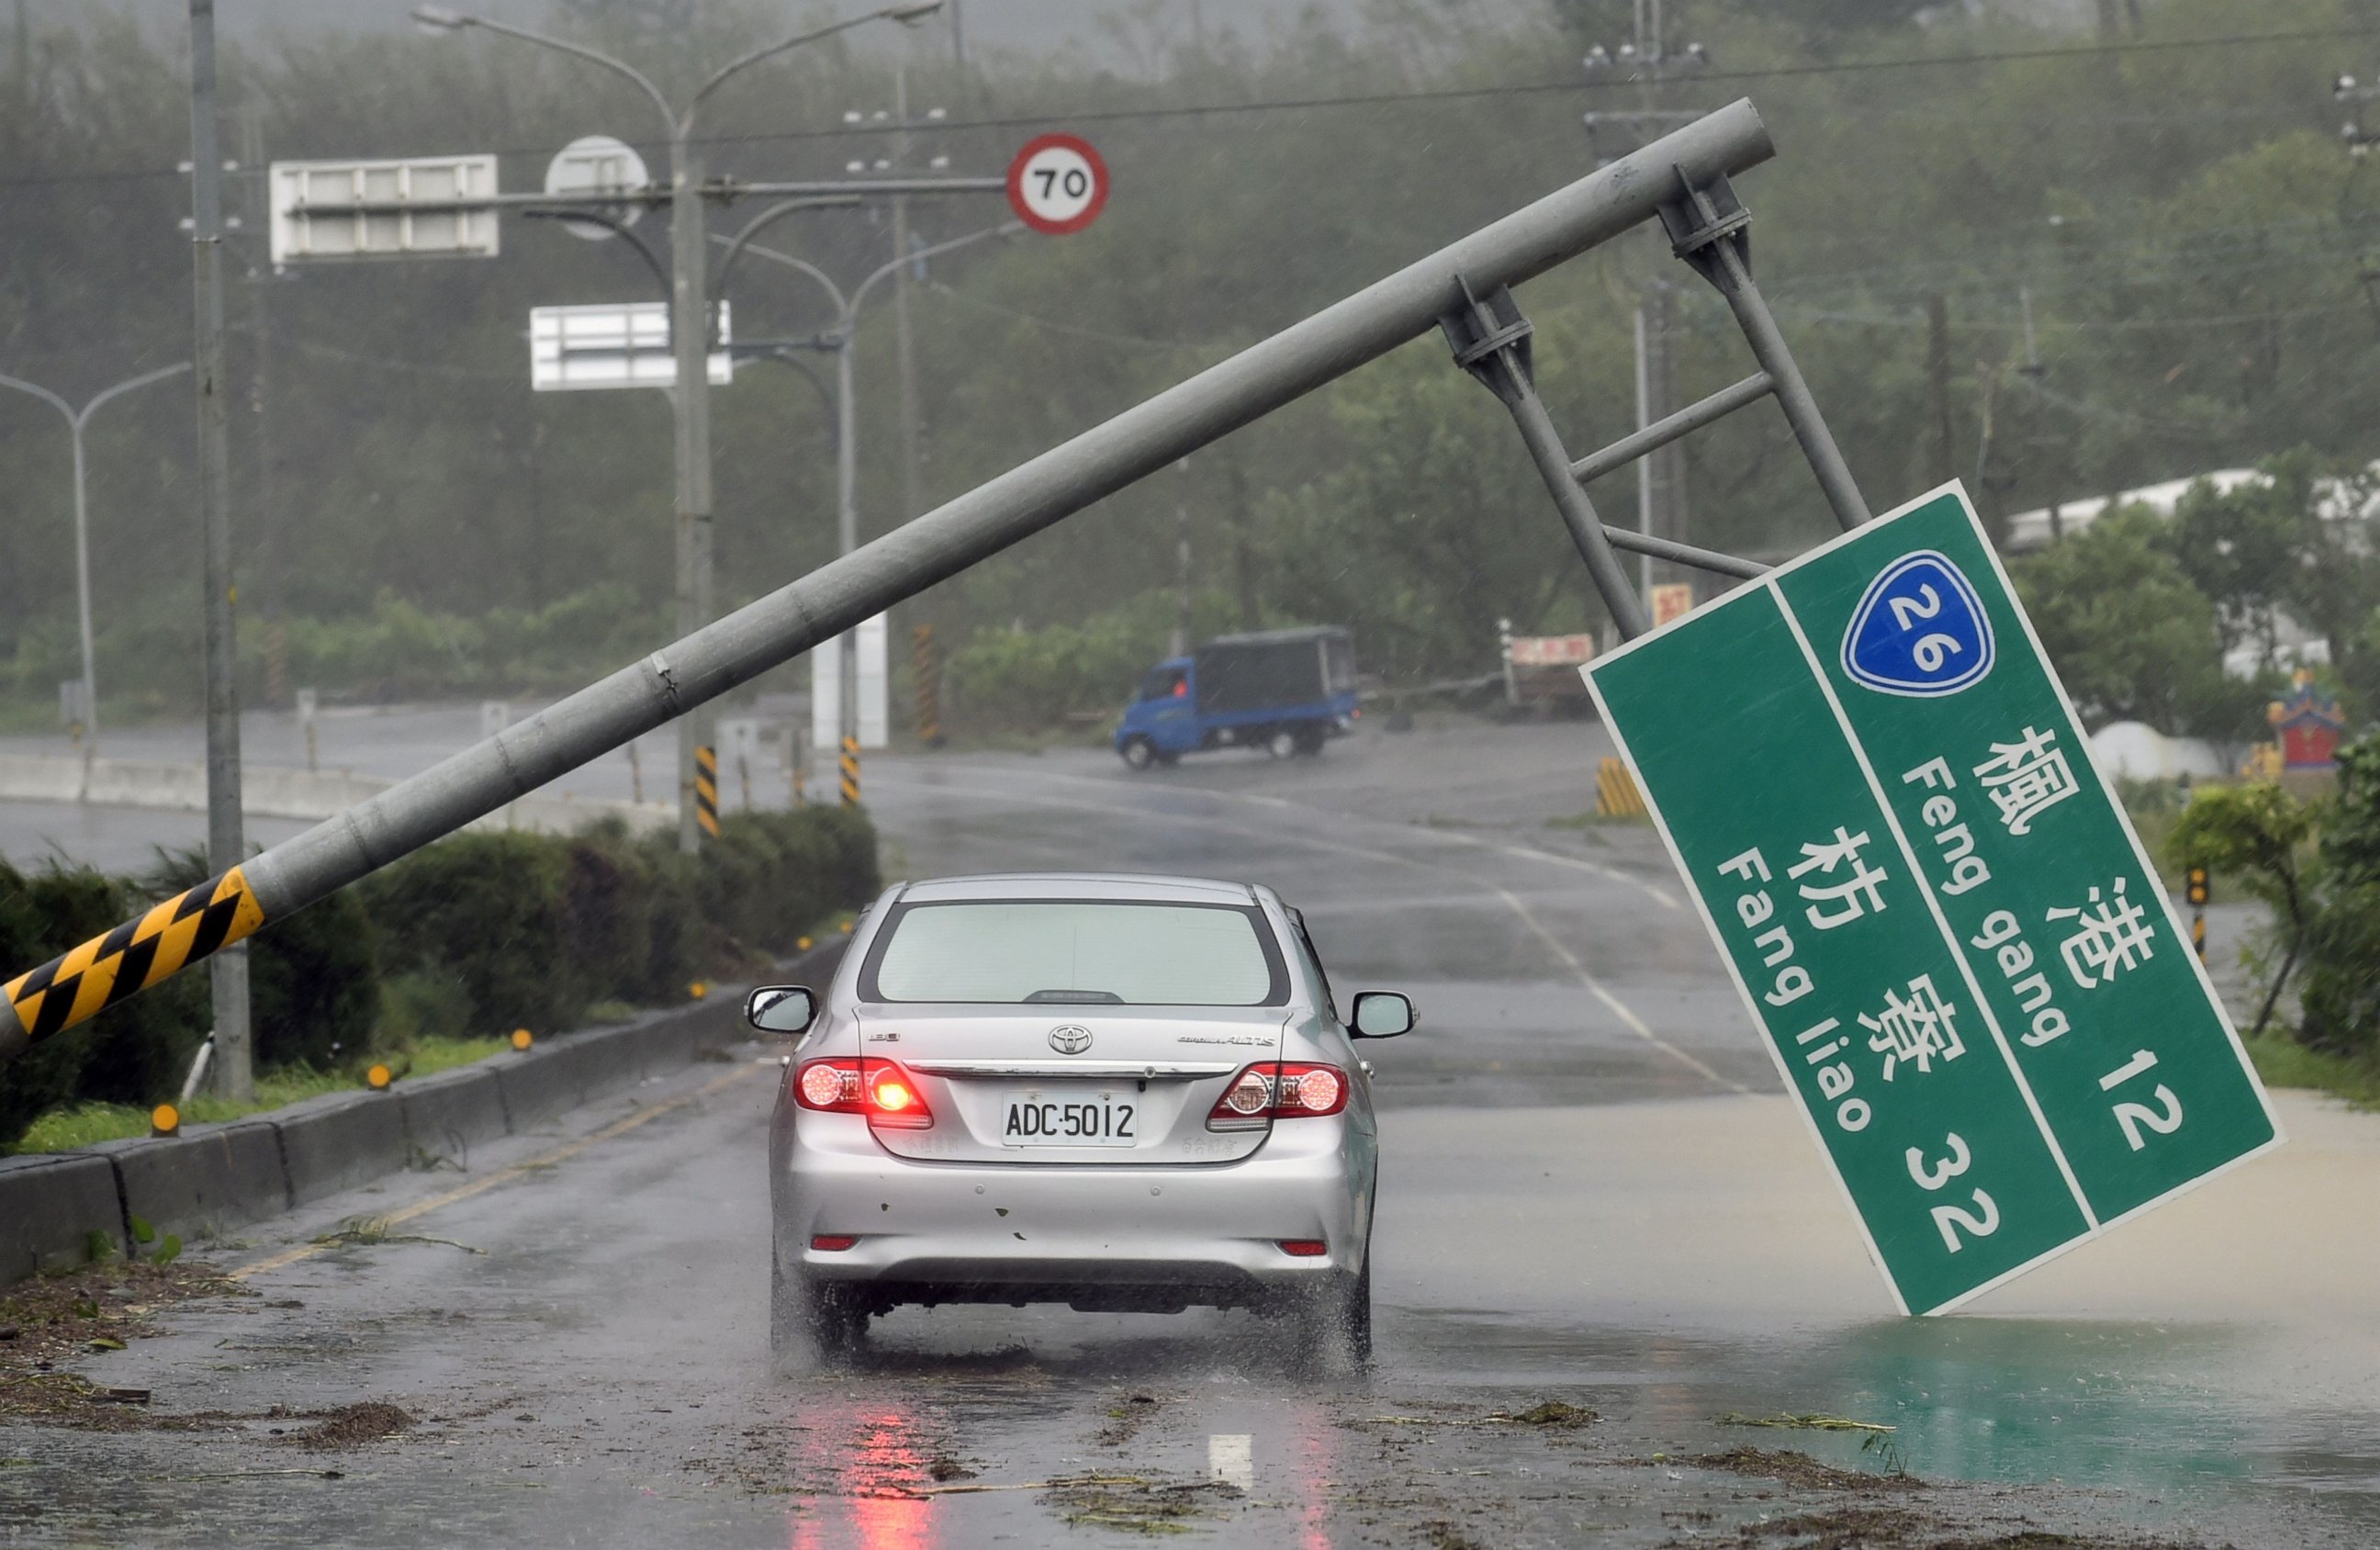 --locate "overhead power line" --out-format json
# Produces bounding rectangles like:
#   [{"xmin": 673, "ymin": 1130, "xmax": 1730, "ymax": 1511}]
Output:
[{"xmin": 0, "ymin": 19, "xmax": 2374, "ymax": 194}]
